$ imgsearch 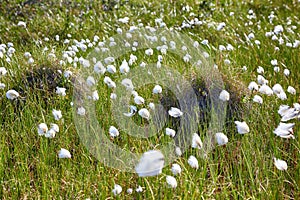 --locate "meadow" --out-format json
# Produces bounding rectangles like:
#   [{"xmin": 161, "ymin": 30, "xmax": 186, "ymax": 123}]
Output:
[{"xmin": 0, "ymin": 0, "xmax": 299, "ymax": 199}]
